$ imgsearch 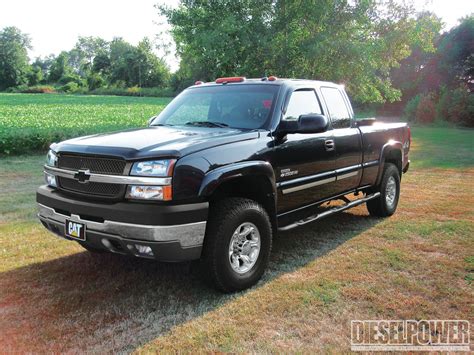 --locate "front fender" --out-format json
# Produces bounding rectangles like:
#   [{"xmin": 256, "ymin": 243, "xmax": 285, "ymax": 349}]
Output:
[{"xmin": 198, "ymin": 161, "xmax": 276, "ymax": 198}]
